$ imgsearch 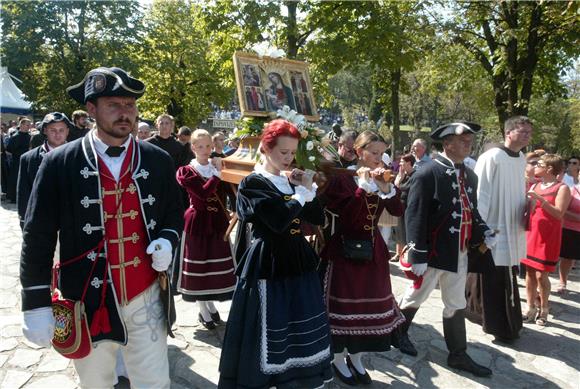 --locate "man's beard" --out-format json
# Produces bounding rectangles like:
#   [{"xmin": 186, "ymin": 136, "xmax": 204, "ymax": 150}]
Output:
[{"xmin": 101, "ymin": 119, "xmax": 135, "ymax": 139}]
